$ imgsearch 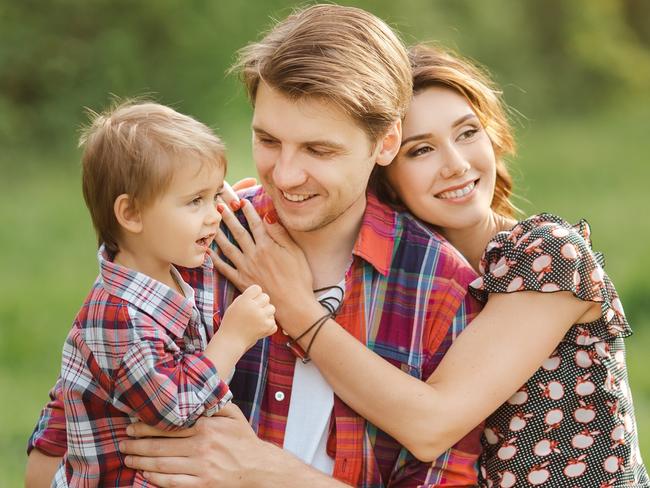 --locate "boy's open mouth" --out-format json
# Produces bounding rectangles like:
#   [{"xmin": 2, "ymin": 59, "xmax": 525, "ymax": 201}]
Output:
[{"xmin": 196, "ymin": 233, "xmax": 215, "ymax": 247}]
